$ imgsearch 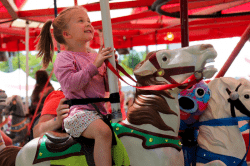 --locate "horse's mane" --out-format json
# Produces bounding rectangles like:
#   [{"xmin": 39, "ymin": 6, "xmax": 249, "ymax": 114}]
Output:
[
  {"xmin": 0, "ymin": 146, "xmax": 21, "ymax": 166},
  {"xmin": 199, "ymin": 77, "xmax": 248, "ymax": 148},
  {"xmin": 127, "ymin": 51, "xmax": 178, "ymax": 132},
  {"xmin": 15, "ymin": 95, "xmax": 25, "ymax": 111}
]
